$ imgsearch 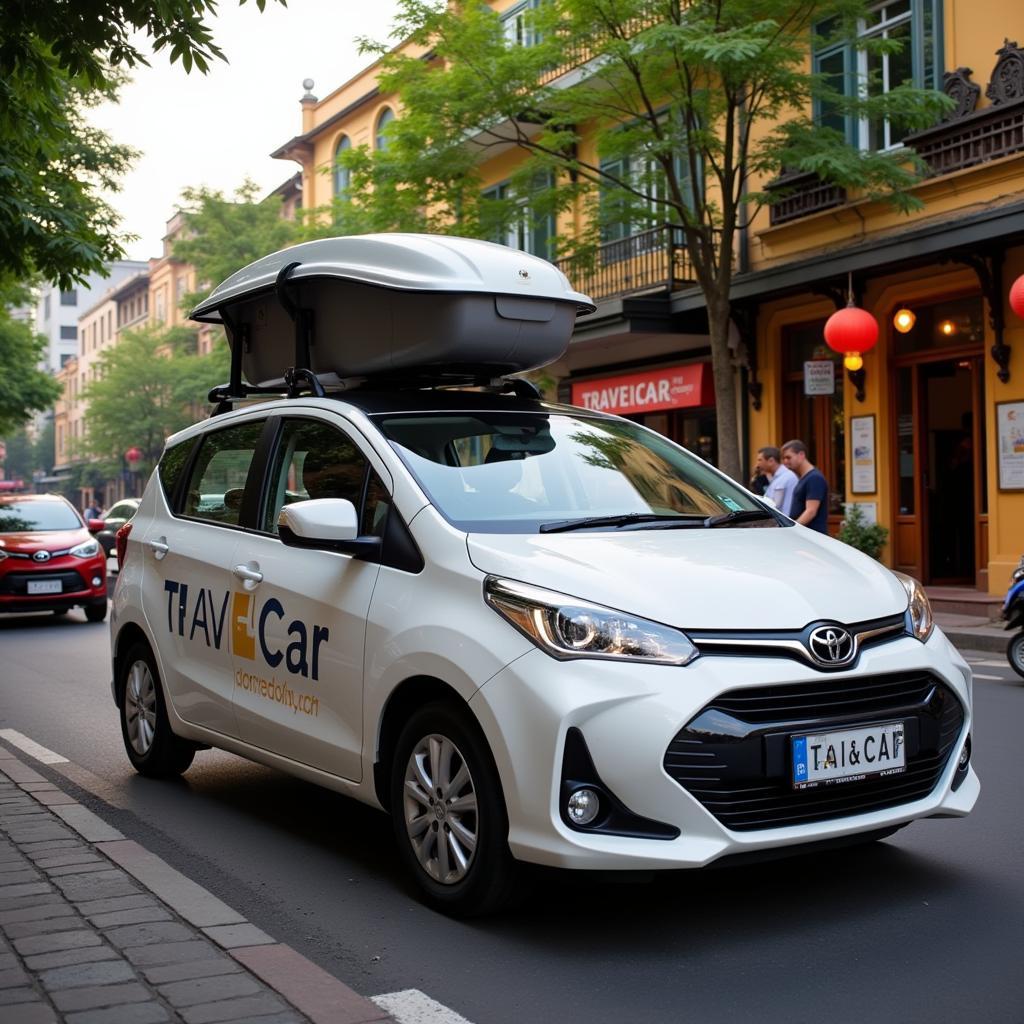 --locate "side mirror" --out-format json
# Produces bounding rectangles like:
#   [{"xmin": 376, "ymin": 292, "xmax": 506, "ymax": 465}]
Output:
[
  {"xmin": 278, "ymin": 498, "xmax": 381, "ymax": 560},
  {"xmin": 86, "ymin": 519, "xmax": 105, "ymax": 533}
]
